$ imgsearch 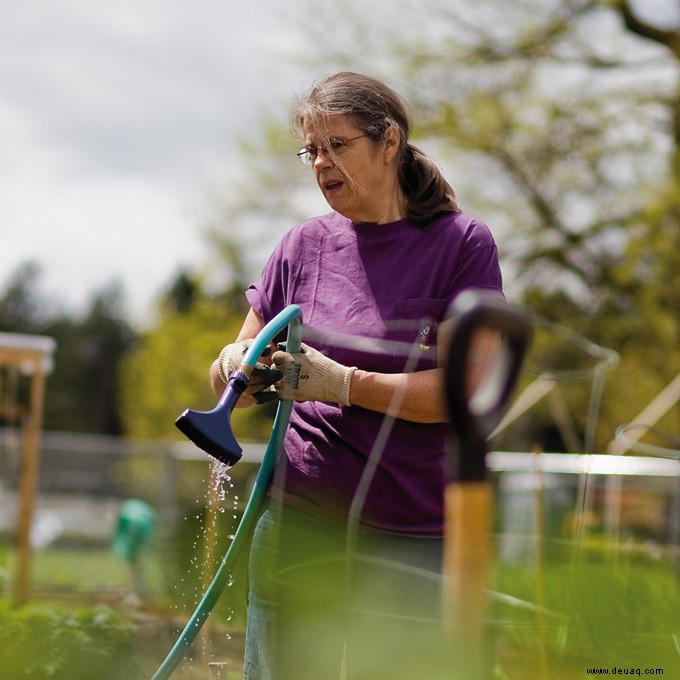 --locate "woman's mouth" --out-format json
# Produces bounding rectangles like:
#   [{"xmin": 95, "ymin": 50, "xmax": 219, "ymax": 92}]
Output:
[{"xmin": 323, "ymin": 179, "xmax": 343, "ymax": 192}]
